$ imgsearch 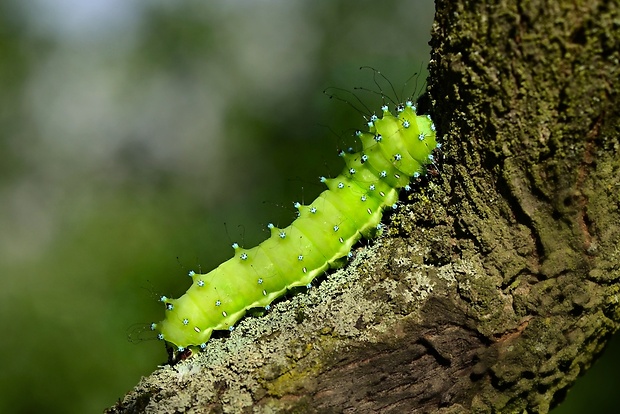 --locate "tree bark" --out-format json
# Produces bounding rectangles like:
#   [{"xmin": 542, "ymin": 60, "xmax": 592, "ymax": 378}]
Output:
[{"xmin": 107, "ymin": 0, "xmax": 620, "ymax": 413}]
